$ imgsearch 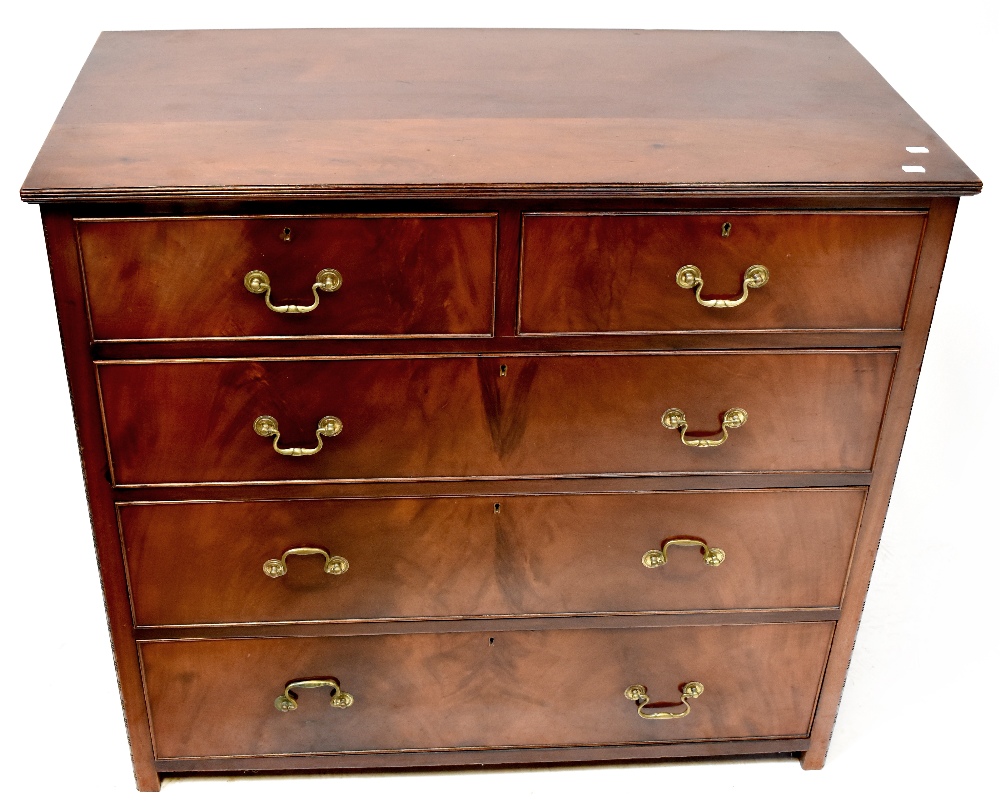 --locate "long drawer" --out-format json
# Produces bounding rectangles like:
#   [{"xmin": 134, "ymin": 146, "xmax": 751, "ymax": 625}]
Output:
[
  {"xmin": 519, "ymin": 211, "xmax": 925, "ymax": 334},
  {"xmin": 77, "ymin": 214, "xmax": 497, "ymax": 340},
  {"xmin": 121, "ymin": 488, "xmax": 864, "ymax": 626},
  {"xmin": 99, "ymin": 351, "xmax": 896, "ymax": 485},
  {"xmin": 140, "ymin": 622, "xmax": 834, "ymax": 759}
]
